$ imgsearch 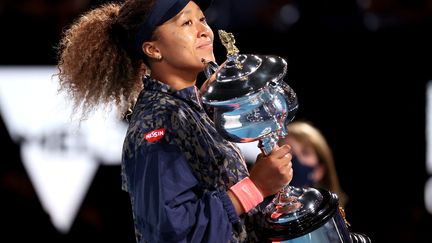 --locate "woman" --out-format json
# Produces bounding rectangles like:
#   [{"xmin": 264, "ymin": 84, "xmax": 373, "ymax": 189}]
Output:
[
  {"xmin": 56, "ymin": 0, "xmax": 293, "ymax": 242},
  {"xmin": 279, "ymin": 120, "xmax": 348, "ymax": 207}
]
